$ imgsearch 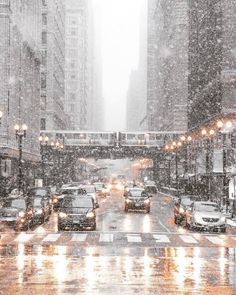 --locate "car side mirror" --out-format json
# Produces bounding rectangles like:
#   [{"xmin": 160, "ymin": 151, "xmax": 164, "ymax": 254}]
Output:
[{"xmin": 95, "ymin": 203, "xmax": 99, "ymax": 209}]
